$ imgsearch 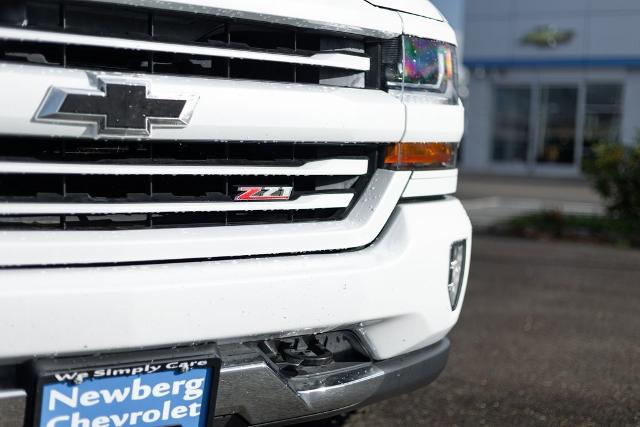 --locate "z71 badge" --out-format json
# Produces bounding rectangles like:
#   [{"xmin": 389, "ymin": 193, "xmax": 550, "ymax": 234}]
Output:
[{"xmin": 235, "ymin": 186, "xmax": 293, "ymax": 201}]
